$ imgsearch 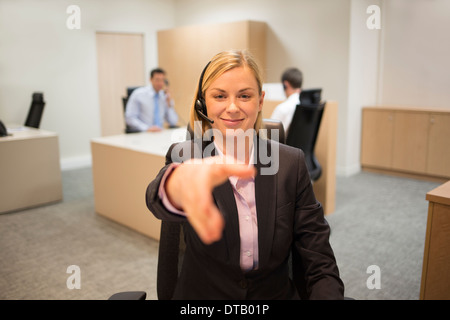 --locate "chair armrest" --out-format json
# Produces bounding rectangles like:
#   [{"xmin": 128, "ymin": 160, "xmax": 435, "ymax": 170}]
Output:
[{"xmin": 108, "ymin": 291, "xmax": 147, "ymax": 300}]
